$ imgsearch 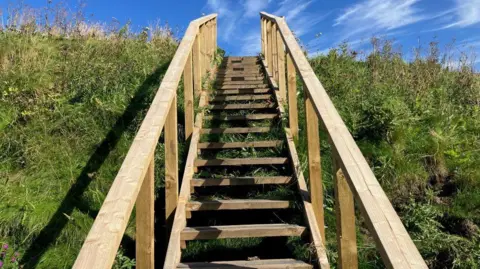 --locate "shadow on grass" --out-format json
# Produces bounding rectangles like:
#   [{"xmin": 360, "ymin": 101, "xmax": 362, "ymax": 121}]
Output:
[{"xmin": 21, "ymin": 62, "xmax": 170, "ymax": 268}]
